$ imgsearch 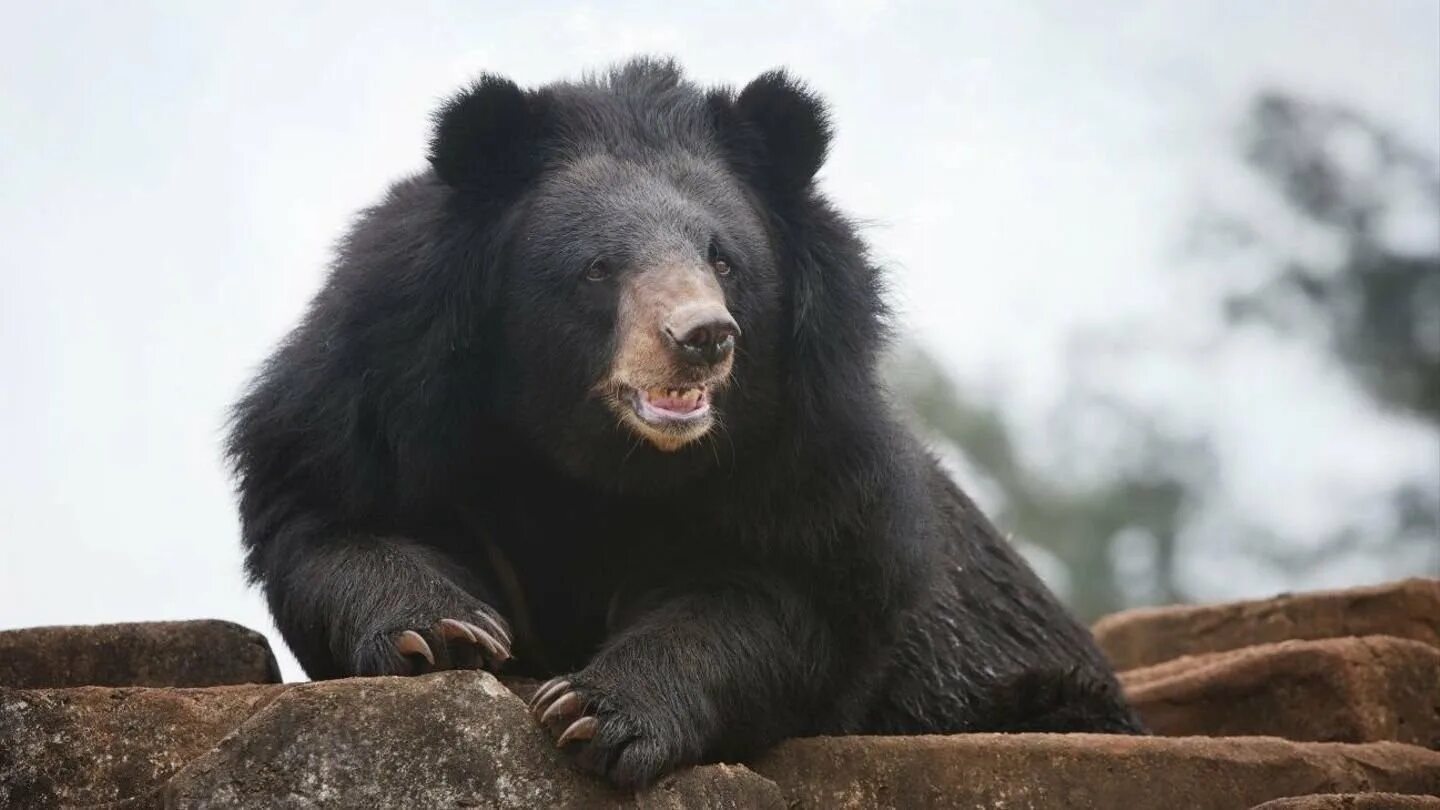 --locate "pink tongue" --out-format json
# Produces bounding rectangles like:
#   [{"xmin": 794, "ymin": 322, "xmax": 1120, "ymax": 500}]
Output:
[{"xmin": 650, "ymin": 392, "xmax": 702, "ymax": 413}]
